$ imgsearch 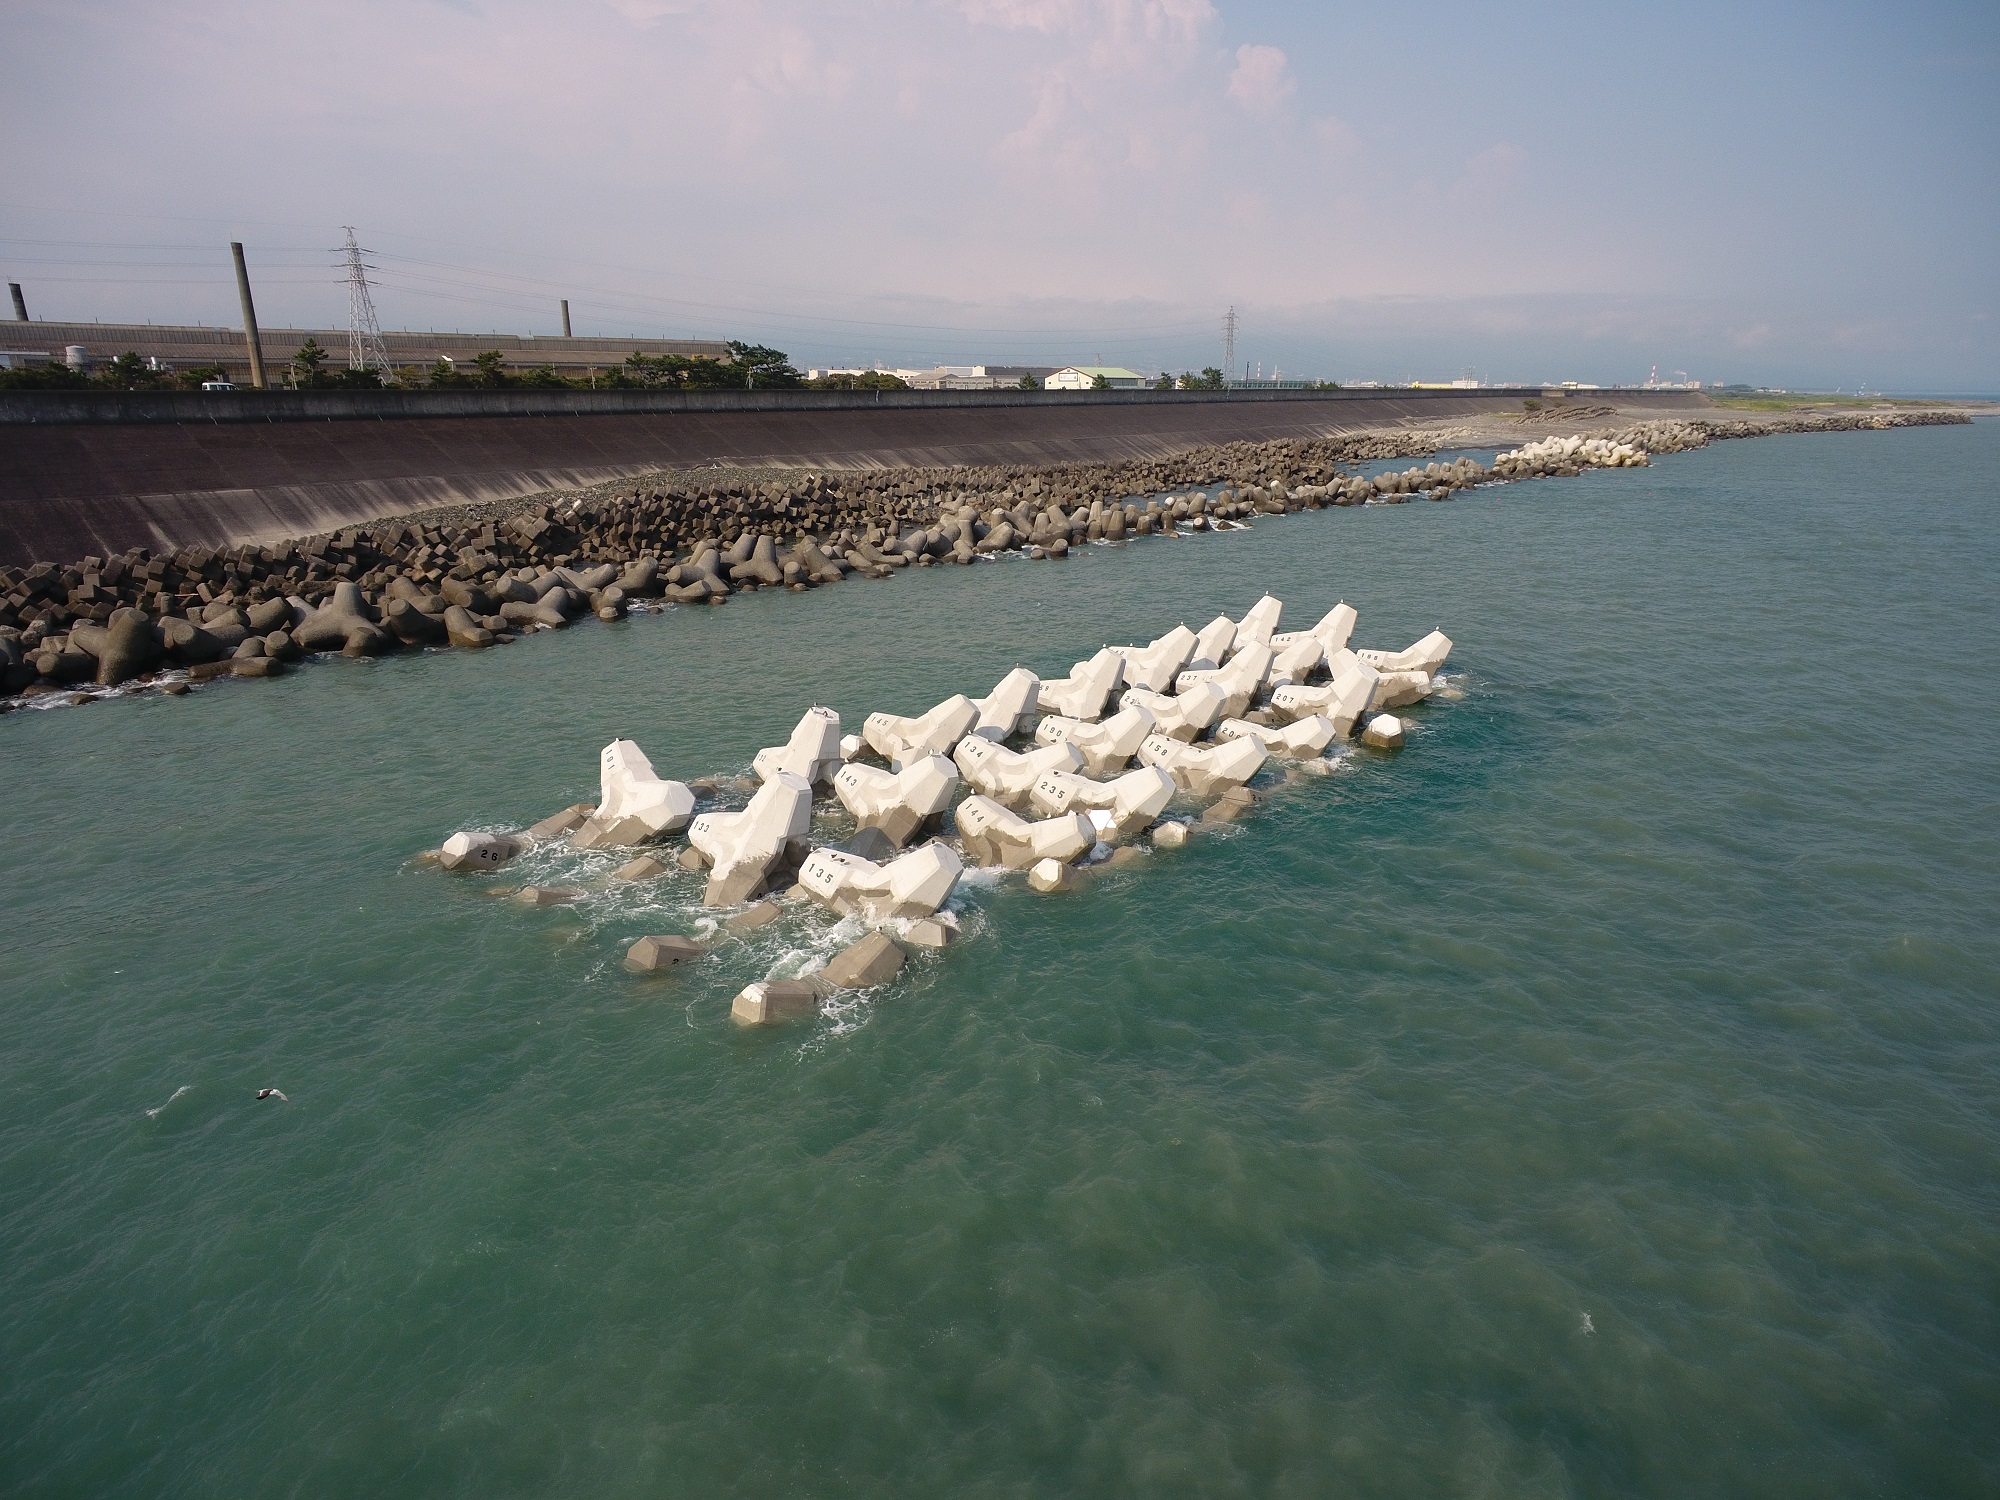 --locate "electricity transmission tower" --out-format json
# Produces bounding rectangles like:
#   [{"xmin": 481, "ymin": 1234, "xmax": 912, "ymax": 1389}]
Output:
[
  {"xmin": 338, "ymin": 227, "xmax": 392, "ymax": 380},
  {"xmin": 1222, "ymin": 305, "xmax": 1238, "ymax": 385}
]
